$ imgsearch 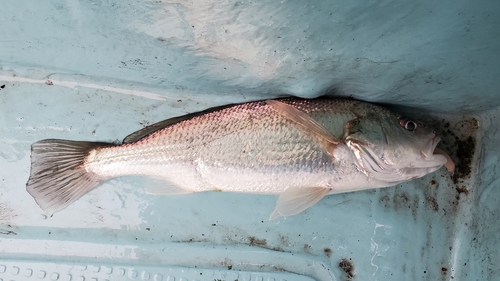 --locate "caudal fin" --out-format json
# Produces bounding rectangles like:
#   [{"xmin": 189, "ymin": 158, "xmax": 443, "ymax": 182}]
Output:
[{"xmin": 26, "ymin": 139, "xmax": 113, "ymax": 213}]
